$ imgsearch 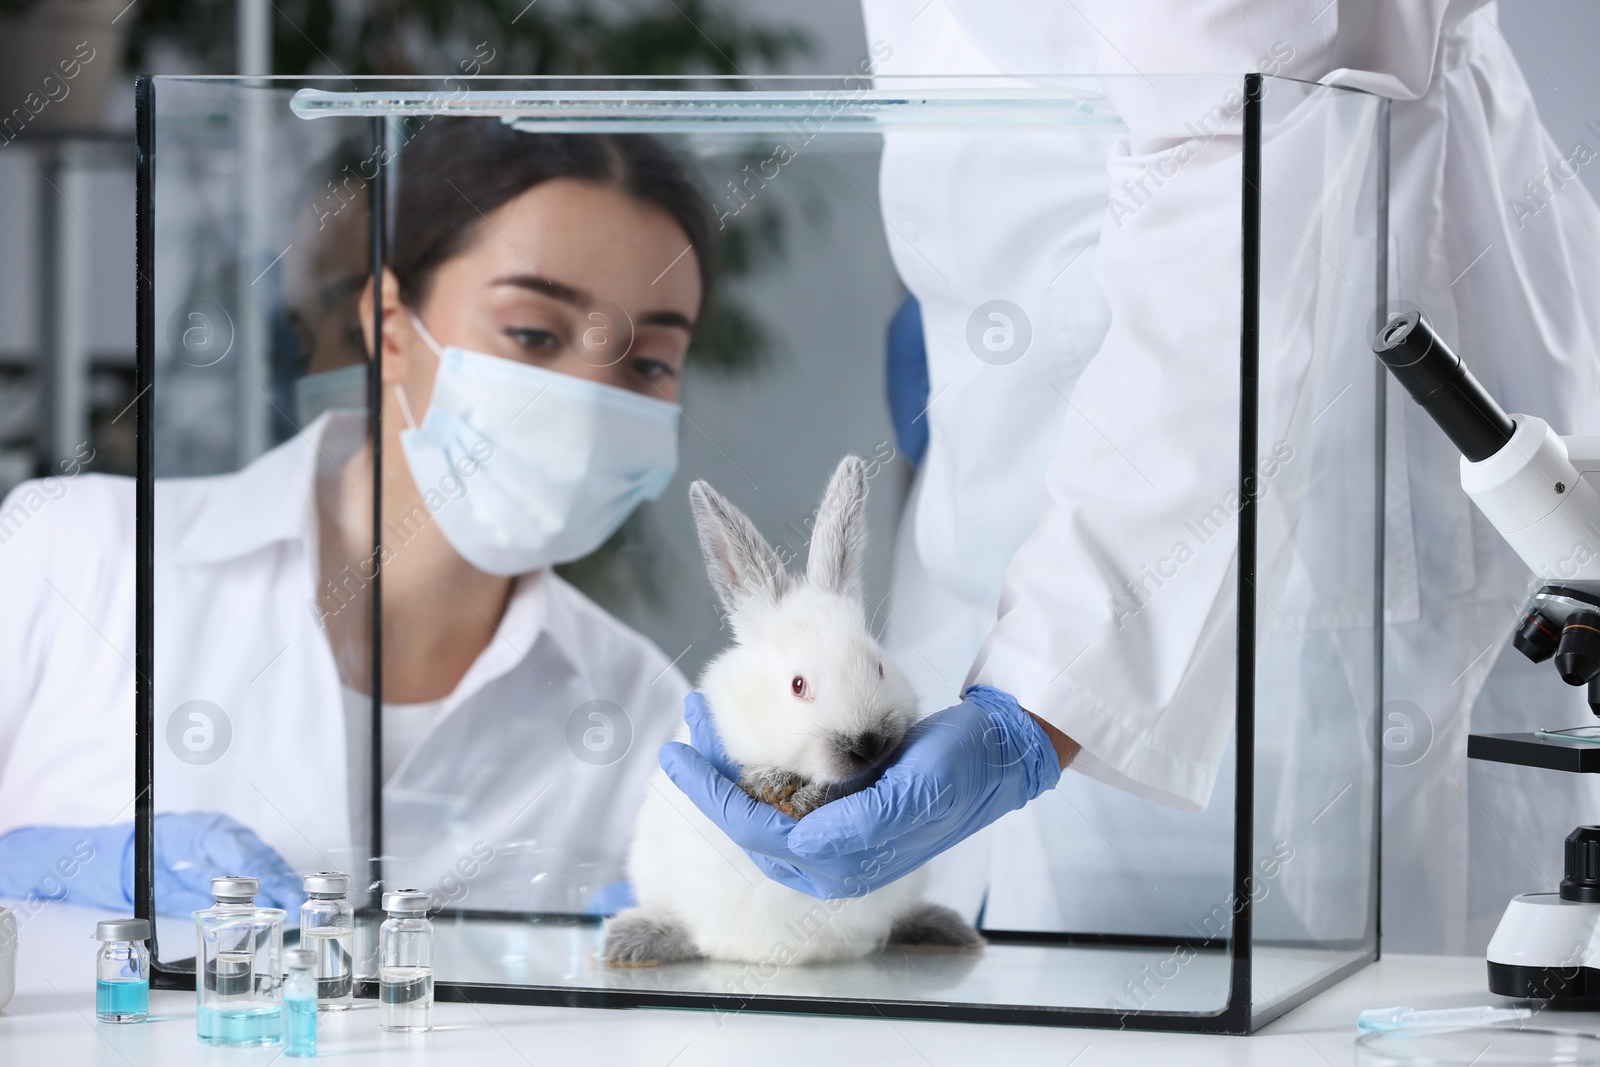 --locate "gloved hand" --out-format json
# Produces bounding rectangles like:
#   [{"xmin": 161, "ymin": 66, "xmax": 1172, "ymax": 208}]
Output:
[
  {"xmin": 585, "ymin": 880, "xmax": 637, "ymax": 917},
  {"xmin": 659, "ymin": 685, "xmax": 1062, "ymax": 900},
  {"xmin": 0, "ymin": 812, "xmax": 304, "ymax": 918}
]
